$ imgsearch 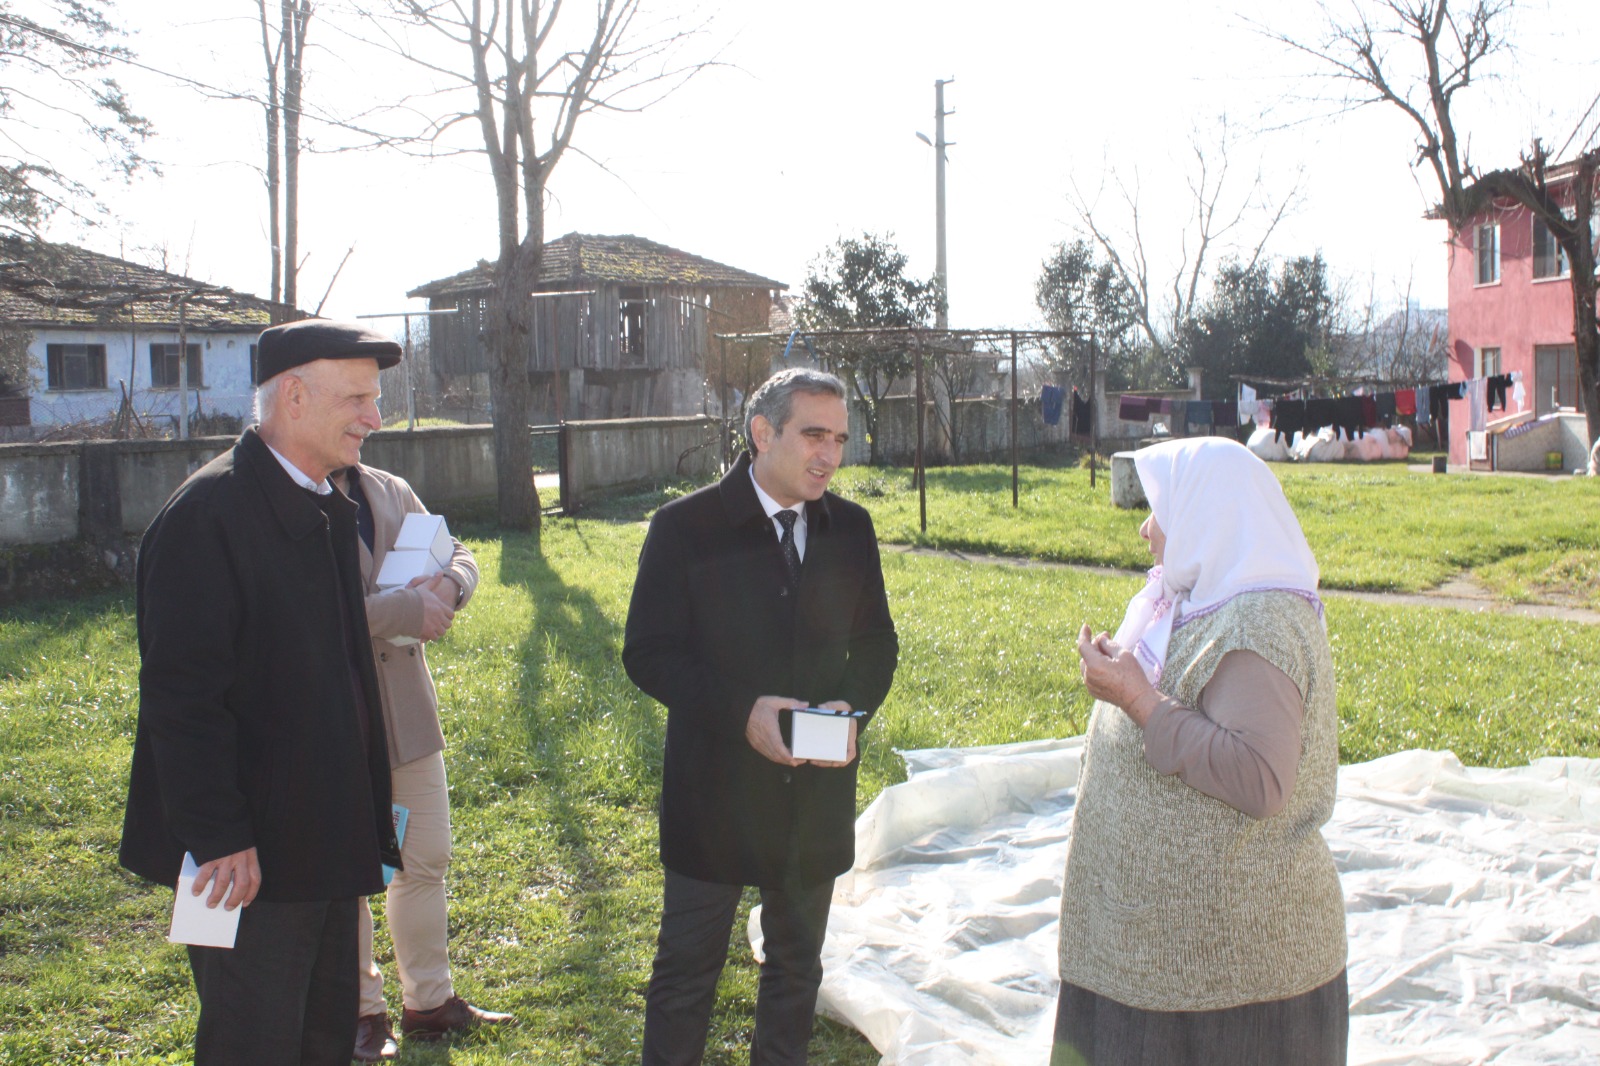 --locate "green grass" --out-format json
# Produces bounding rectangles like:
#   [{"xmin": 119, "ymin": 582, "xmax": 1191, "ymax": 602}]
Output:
[
  {"xmin": 5, "ymin": 466, "xmax": 1600, "ymax": 1063},
  {"xmin": 831, "ymin": 460, "xmax": 1600, "ymax": 596}
]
